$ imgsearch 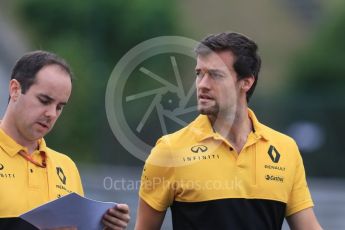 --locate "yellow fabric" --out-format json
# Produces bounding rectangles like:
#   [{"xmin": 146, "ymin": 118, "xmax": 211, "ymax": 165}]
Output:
[
  {"xmin": 139, "ymin": 109, "xmax": 313, "ymax": 216},
  {"xmin": 0, "ymin": 128, "xmax": 84, "ymax": 217}
]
